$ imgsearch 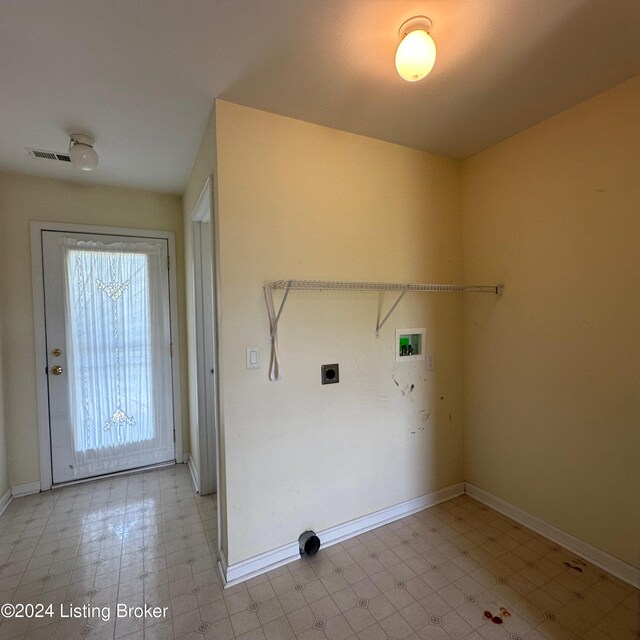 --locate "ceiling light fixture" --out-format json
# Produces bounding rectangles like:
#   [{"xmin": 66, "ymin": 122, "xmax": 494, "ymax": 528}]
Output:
[
  {"xmin": 395, "ymin": 16, "xmax": 436, "ymax": 82},
  {"xmin": 69, "ymin": 133, "xmax": 99, "ymax": 171}
]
